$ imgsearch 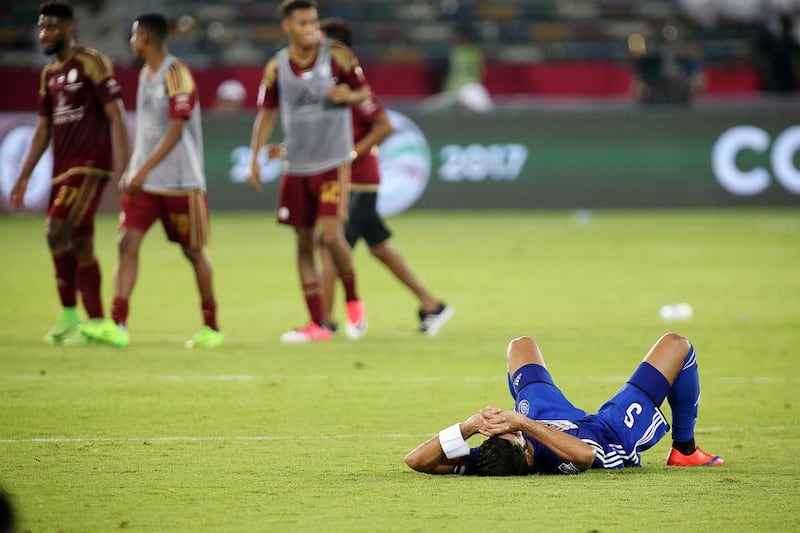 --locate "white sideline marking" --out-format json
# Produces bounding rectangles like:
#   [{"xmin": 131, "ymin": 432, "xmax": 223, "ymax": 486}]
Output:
[
  {"xmin": 0, "ymin": 433, "xmax": 423, "ymax": 444},
  {"xmin": 2, "ymin": 374, "xmax": 797, "ymax": 384},
  {"xmin": 0, "ymin": 426, "xmax": 792, "ymax": 445}
]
